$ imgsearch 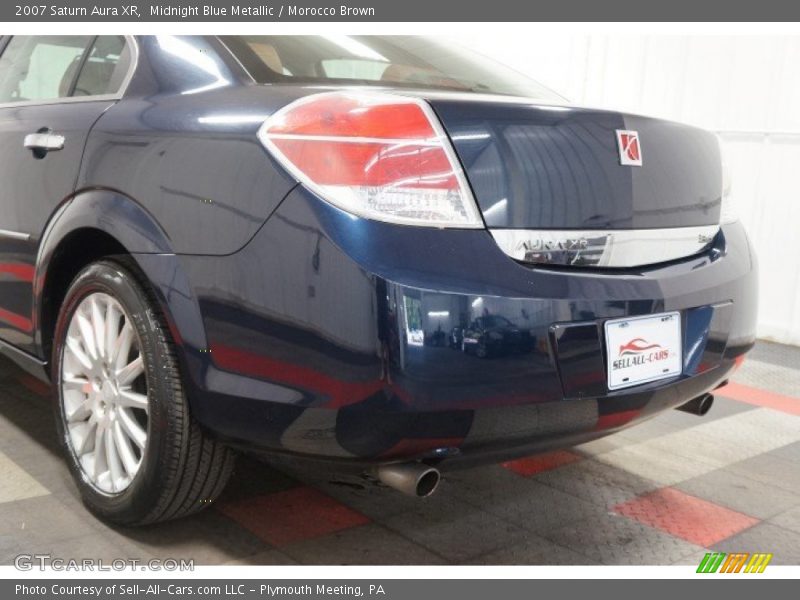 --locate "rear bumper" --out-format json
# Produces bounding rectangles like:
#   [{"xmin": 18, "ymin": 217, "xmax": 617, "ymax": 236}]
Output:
[{"xmin": 165, "ymin": 186, "xmax": 758, "ymax": 467}]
